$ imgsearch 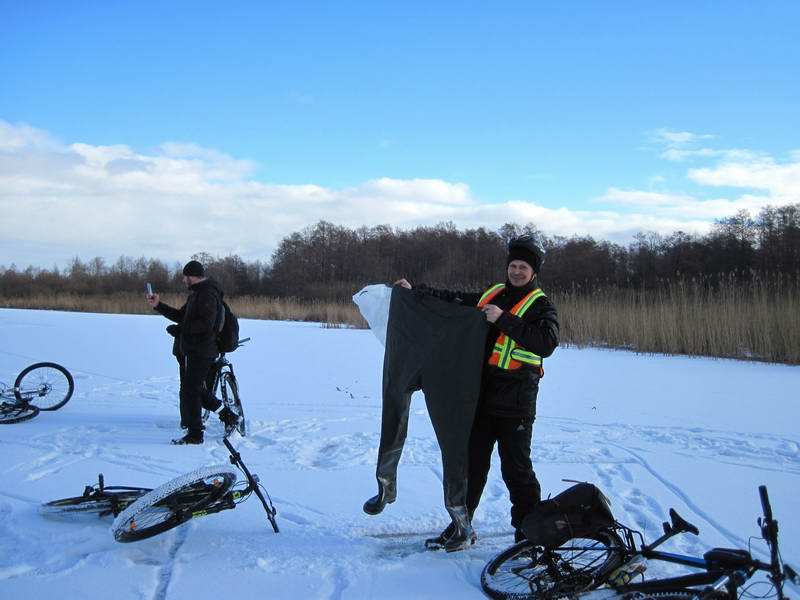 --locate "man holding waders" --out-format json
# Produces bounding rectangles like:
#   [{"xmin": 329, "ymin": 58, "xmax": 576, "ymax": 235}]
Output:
[
  {"xmin": 394, "ymin": 235, "xmax": 559, "ymax": 550},
  {"xmin": 146, "ymin": 260, "xmax": 240, "ymax": 445}
]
